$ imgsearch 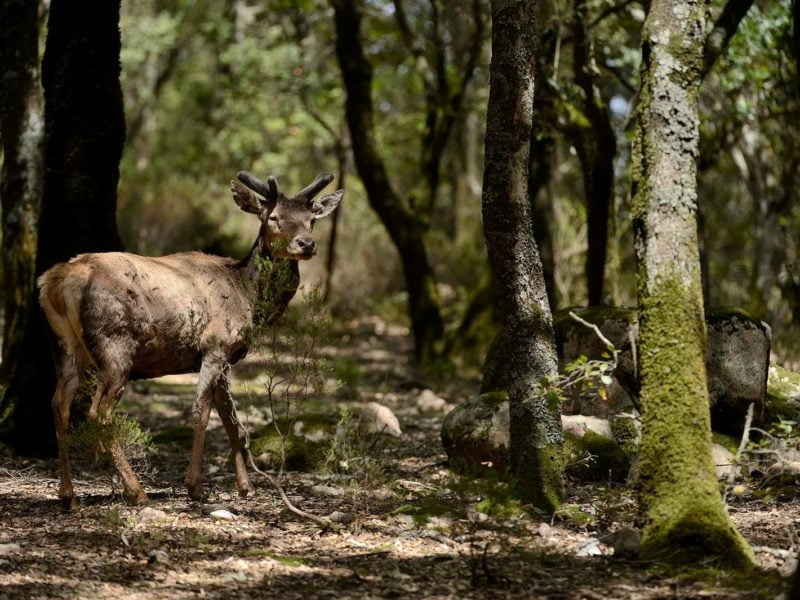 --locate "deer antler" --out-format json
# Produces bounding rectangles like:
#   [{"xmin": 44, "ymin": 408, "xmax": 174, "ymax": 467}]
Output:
[
  {"xmin": 237, "ymin": 171, "xmax": 279, "ymax": 203},
  {"xmin": 297, "ymin": 172, "xmax": 334, "ymax": 202}
]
